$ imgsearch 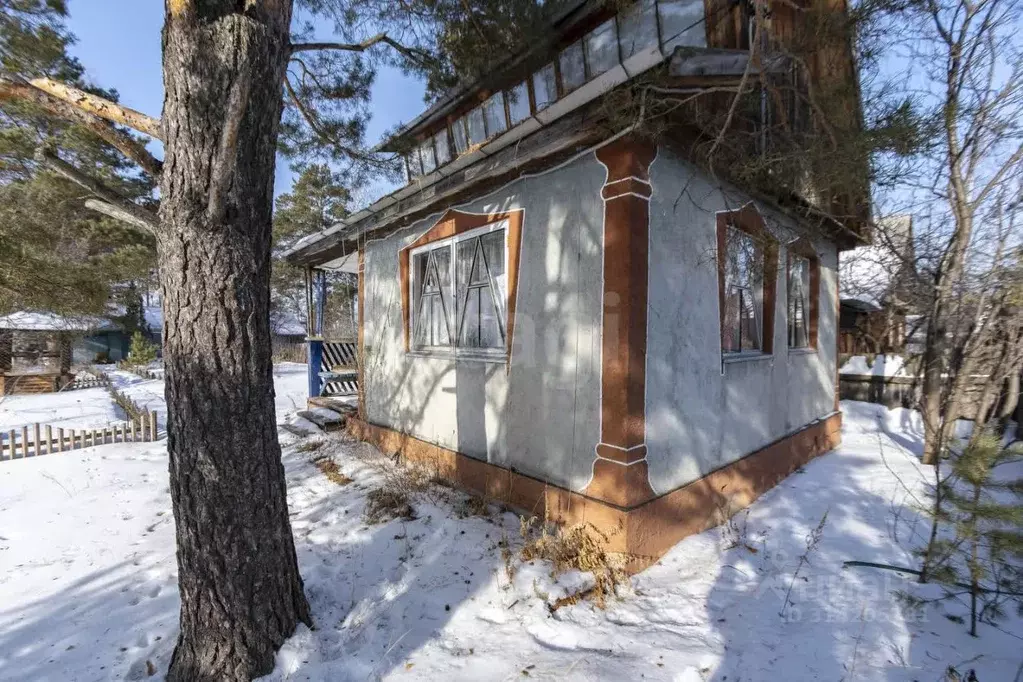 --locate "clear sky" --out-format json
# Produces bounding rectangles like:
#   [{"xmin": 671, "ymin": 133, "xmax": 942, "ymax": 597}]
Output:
[{"xmin": 64, "ymin": 0, "xmax": 427, "ymax": 202}]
